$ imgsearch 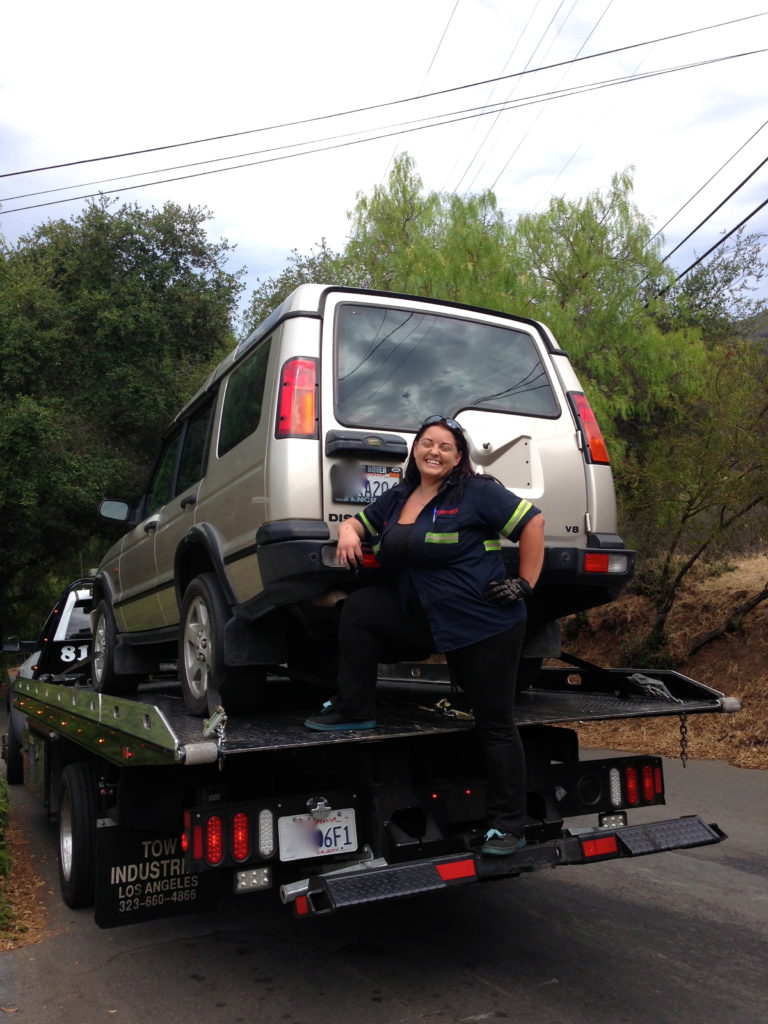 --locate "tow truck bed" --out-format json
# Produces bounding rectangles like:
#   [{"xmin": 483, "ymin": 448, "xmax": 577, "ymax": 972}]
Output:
[{"xmin": 14, "ymin": 660, "xmax": 736, "ymax": 767}]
